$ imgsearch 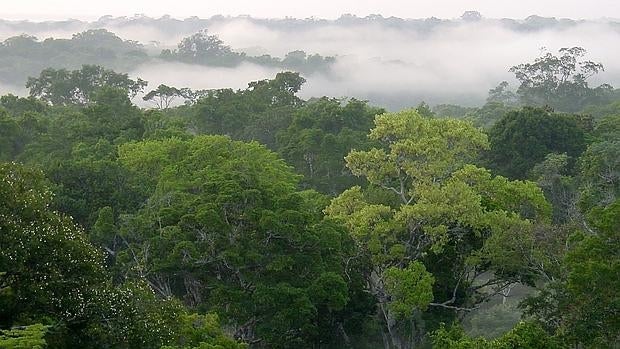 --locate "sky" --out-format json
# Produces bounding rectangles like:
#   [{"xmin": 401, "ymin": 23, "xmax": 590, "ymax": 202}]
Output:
[{"xmin": 2, "ymin": 0, "xmax": 619, "ymax": 21}]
